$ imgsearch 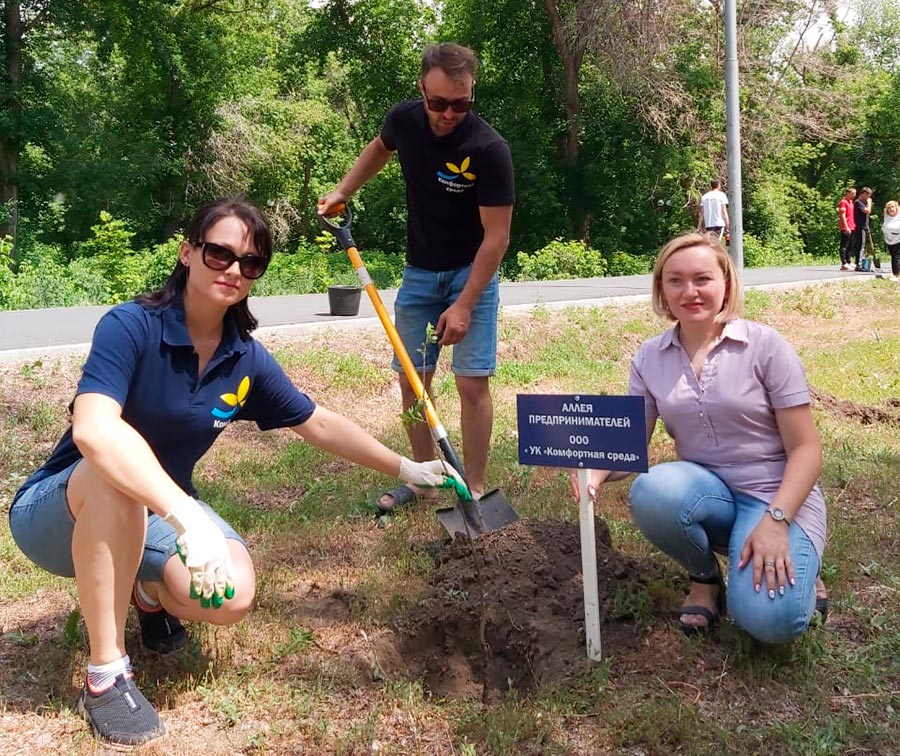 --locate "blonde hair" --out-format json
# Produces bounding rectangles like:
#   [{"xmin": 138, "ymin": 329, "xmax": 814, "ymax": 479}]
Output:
[
  {"xmin": 885, "ymin": 200, "xmax": 899, "ymax": 216},
  {"xmin": 651, "ymin": 232, "xmax": 743, "ymax": 322}
]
